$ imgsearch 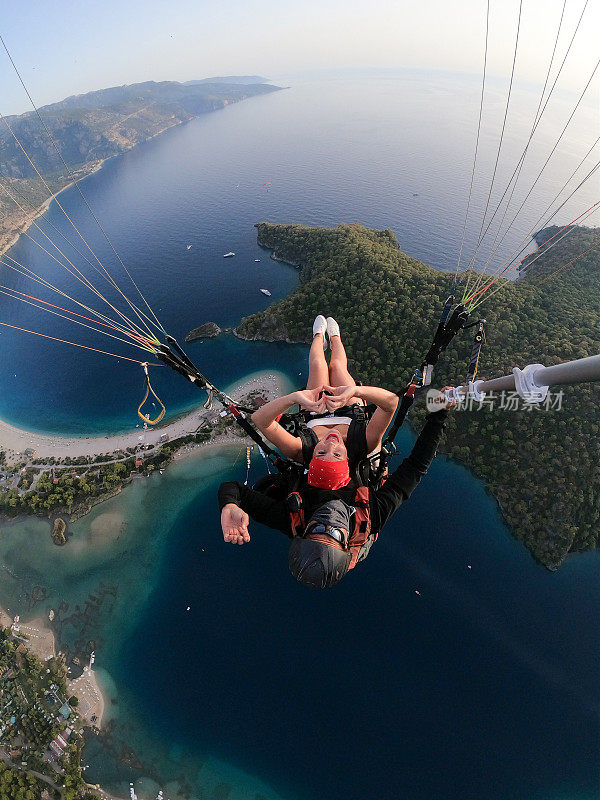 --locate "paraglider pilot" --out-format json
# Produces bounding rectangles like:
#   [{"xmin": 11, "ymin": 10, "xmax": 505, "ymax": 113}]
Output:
[{"xmin": 218, "ymin": 316, "xmax": 455, "ymax": 588}]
